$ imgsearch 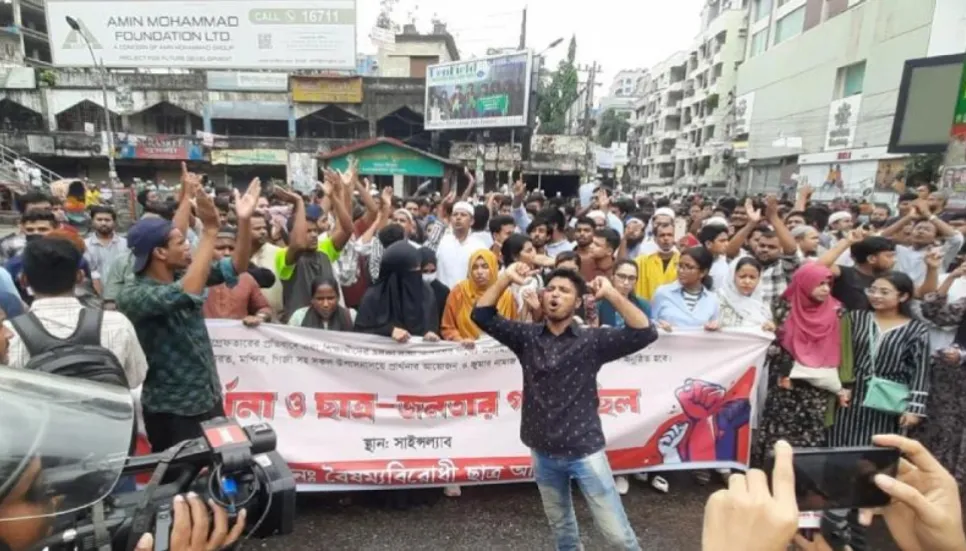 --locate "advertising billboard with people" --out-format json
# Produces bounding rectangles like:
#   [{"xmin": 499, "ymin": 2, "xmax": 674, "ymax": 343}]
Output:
[{"xmin": 425, "ymin": 51, "xmax": 533, "ymax": 131}]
